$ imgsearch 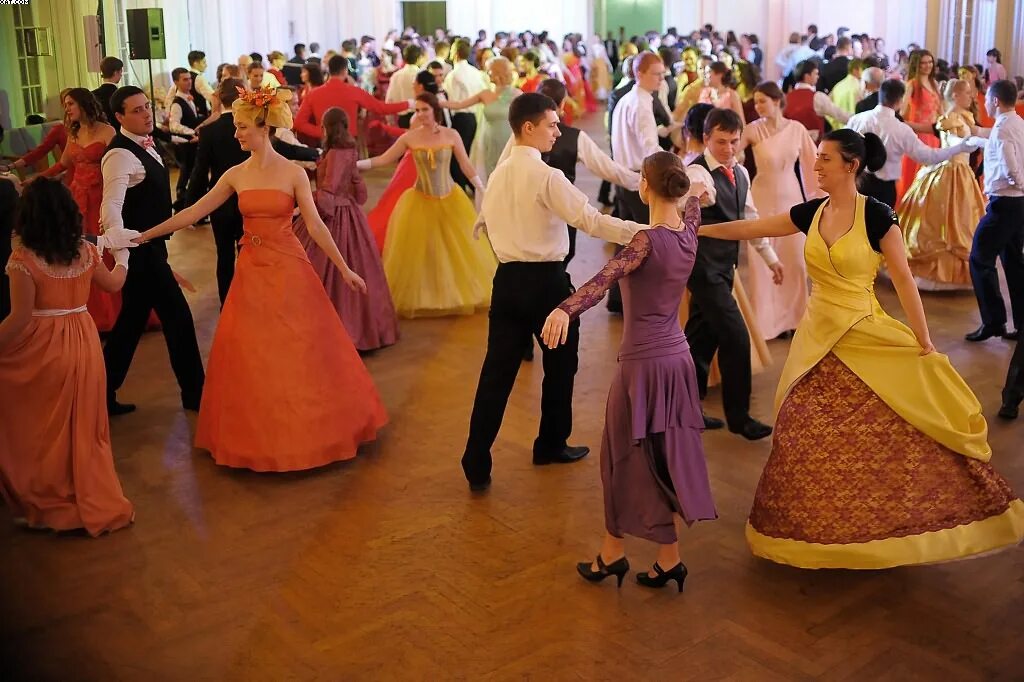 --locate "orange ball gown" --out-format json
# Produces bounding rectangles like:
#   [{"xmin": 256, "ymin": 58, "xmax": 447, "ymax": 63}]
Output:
[{"xmin": 194, "ymin": 189, "xmax": 388, "ymax": 472}]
